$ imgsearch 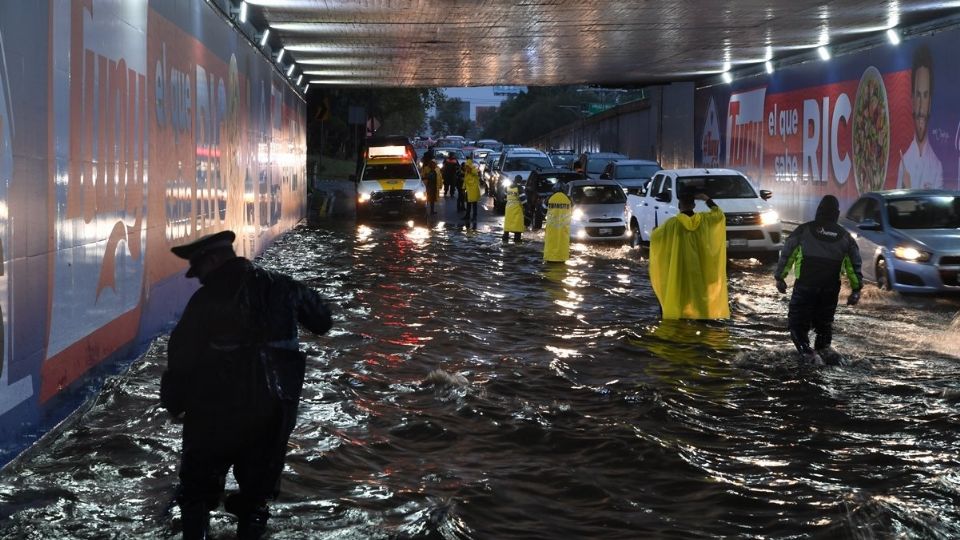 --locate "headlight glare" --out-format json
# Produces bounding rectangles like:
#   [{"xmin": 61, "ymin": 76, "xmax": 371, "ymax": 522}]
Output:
[
  {"xmin": 893, "ymin": 246, "xmax": 930, "ymax": 262},
  {"xmin": 415, "ymin": 191, "xmax": 427, "ymax": 201},
  {"xmin": 572, "ymin": 208, "xmax": 584, "ymax": 221},
  {"xmin": 760, "ymin": 210, "xmax": 780, "ymax": 225},
  {"xmin": 358, "ymin": 193, "xmax": 371, "ymax": 203}
]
